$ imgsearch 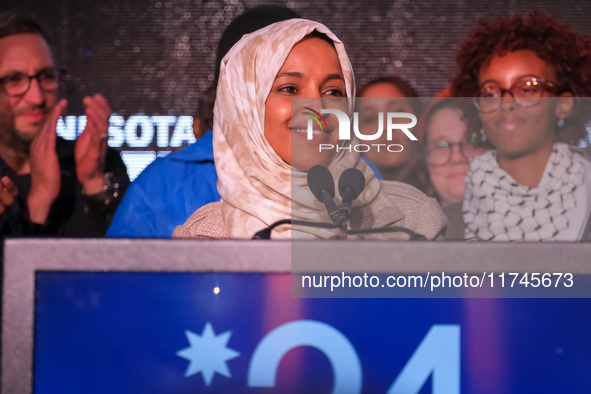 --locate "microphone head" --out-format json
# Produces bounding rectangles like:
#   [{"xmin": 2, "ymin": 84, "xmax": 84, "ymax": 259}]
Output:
[
  {"xmin": 307, "ymin": 165, "xmax": 335, "ymax": 202},
  {"xmin": 338, "ymin": 168, "xmax": 365, "ymax": 203}
]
